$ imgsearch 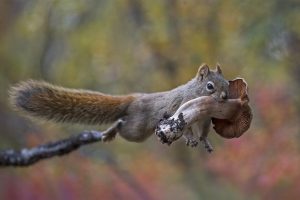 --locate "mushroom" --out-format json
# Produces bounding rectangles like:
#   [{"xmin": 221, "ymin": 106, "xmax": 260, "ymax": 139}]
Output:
[{"xmin": 212, "ymin": 78, "xmax": 252, "ymax": 138}]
